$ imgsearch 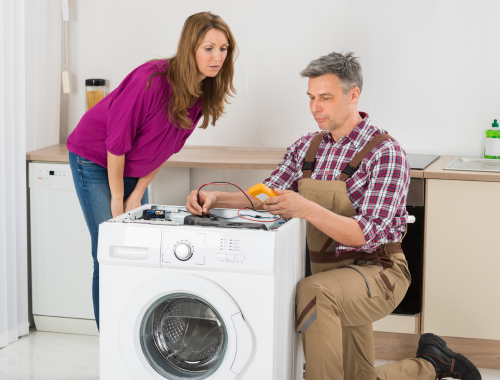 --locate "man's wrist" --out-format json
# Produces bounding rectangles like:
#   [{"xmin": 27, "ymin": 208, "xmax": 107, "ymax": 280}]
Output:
[
  {"xmin": 211, "ymin": 191, "xmax": 221, "ymax": 207},
  {"xmin": 302, "ymin": 199, "xmax": 318, "ymax": 221}
]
